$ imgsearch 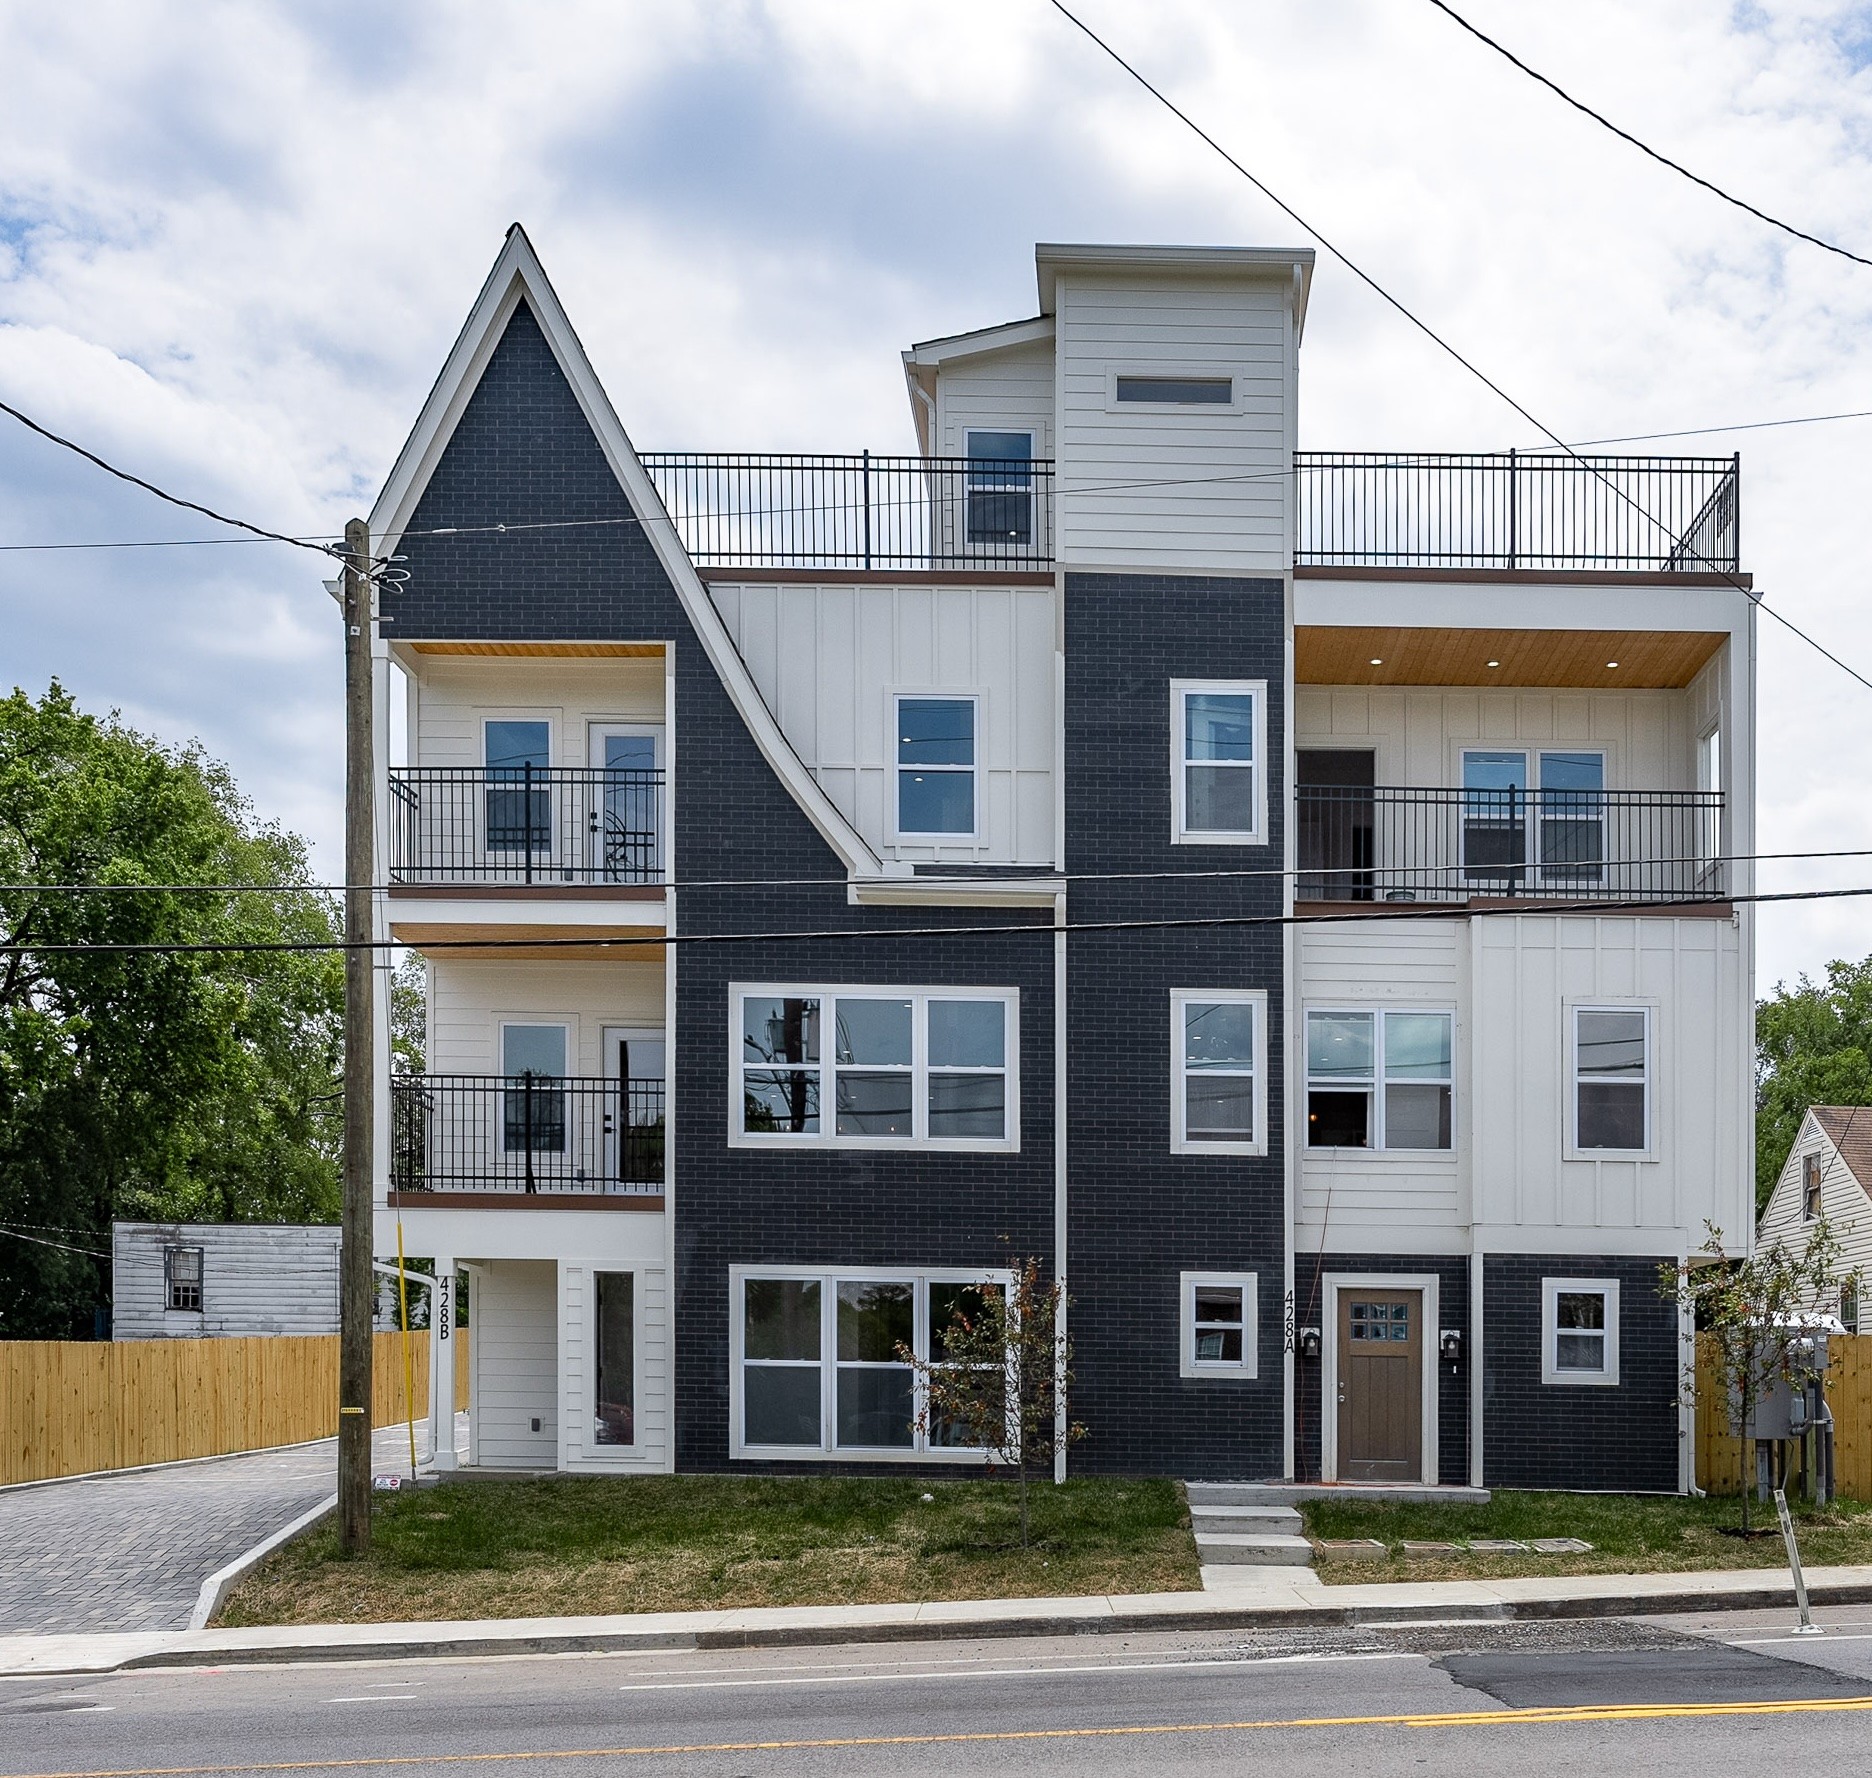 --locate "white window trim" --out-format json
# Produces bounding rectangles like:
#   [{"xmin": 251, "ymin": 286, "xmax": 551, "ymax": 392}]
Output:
[
  {"xmin": 1303, "ymin": 1006, "xmax": 1456, "ymax": 1155},
  {"xmin": 1567, "ymin": 1002, "xmax": 1655, "ymax": 1159},
  {"xmin": 1170, "ymin": 989, "xmax": 1268, "ymax": 1156},
  {"xmin": 1104, "ymin": 364, "xmax": 1247, "ymax": 414},
  {"xmin": 890, "ymin": 690, "xmax": 982, "ymax": 843},
  {"xmin": 1455, "ymin": 746, "xmax": 1611, "ymax": 884},
  {"xmin": 1171, "ymin": 679, "xmax": 1268, "ymax": 846},
  {"xmin": 728, "ymin": 1265, "xmax": 1015, "ymax": 1462},
  {"xmin": 1179, "ymin": 1271, "xmax": 1259, "ymax": 1378},
  {"xmin": 1541, "ymin": 1276, "xmax": 1621, "ymax": 1387},
  {"xmin": 730, "ymin": 984, "xmax": 1020, "ymax": 1152},
  {"xmin": 1321, "ymin": 1273, "xmax": 1440, "ymax": 1485},
  {"xmin": 586, "ymin": 1265, "xmax": 643, "ymax": 1458}
]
